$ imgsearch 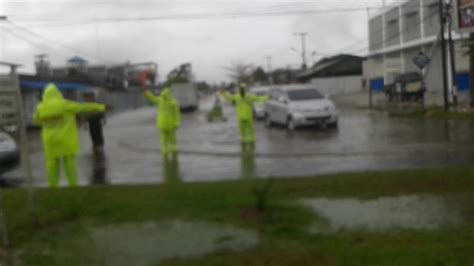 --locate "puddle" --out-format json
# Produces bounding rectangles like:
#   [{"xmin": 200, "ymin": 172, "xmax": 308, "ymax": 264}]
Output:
[
  {"xmin": 300, "ymin": 195, "xmax": 463, "ymax": 233},
  {"xmin": 90, "ymin": 220, "xmax": 258, "ymax": 266}
]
